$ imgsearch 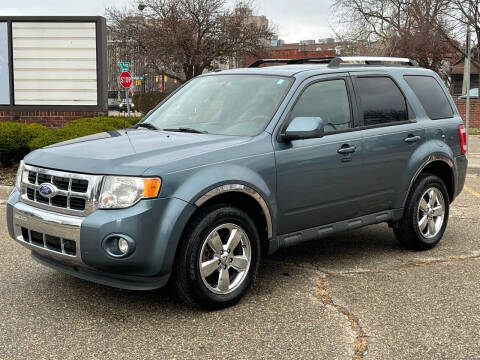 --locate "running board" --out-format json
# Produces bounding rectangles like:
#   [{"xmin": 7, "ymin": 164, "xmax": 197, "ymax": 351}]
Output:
[{"xmin": 273, "ymin": 209, "xmax": 403, "ymax": 249}]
